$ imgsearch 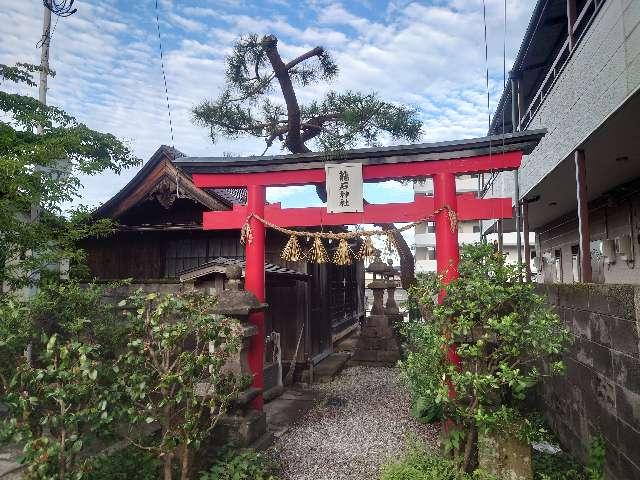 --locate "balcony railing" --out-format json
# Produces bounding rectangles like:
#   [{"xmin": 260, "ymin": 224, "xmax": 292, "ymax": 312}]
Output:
[{"xmin": 518, "ymin": 0, "xmax": 605, "ymax": 132}]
